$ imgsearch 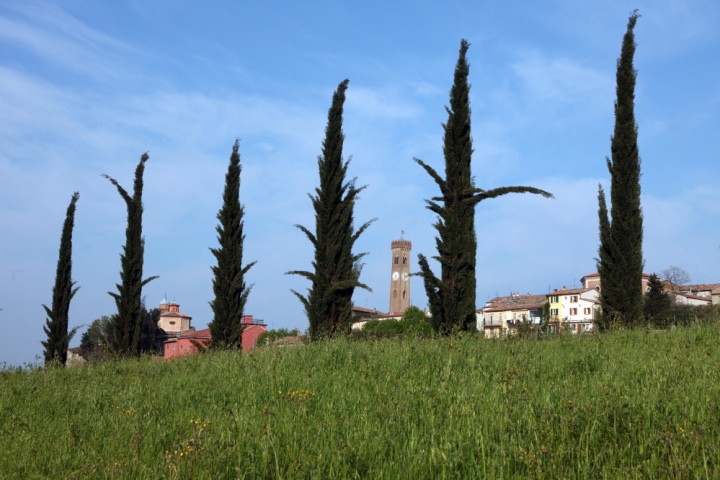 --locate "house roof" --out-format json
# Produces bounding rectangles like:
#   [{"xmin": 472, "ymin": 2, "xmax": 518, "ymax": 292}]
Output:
[
  {"xmin": 675, "ymin": 293, "xmax": 712, "ymax": 303},
  {"xmin": 548, "ymin": 287, "xmax": 583, "ymax": 296},
  {"xmin": 481, "ymin": 294, "xmax": 547, "ymax": 313},
  {"xmin": 581, "ymin": 272, "xmax": 652, "ymax": 281},
  {"xmin": 179, "ymin": 328, "xmax": 211, "ymax": 339},
  {"xmin": 679, "ymin": 283, "xmax": 720, "ymax": 293},
  {"xmin": 160, "ymin": 312, "xmax": 191, "ymax": 319},
  {"xmin": 352, "ymin": 306, "xmax": 387, "ymax": 315}
]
